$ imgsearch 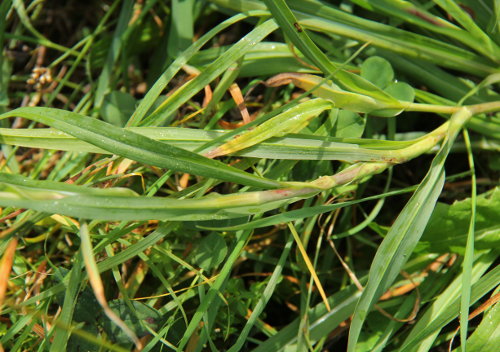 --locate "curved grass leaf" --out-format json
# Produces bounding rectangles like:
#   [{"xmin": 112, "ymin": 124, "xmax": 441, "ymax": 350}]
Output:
[
  {"xmin": 0, "ymin": 107, "xmax": 282, "ymax": 189},
  {"xmin": 262, "ymin": 0, "xmax": 400, "ymax": 106},
  {"xmin": 205, "ymin": 98, "xmax": 333, "ymax": 158},
  {"xmin": 464, "ymin": 298, "xmax": 500, "ymax": 352},
  {"xmin": 126, "ymin": 10, "xmax": 270, "ymax": 127},
  {"xmin": 140, "ymin": 19, "xmax": 278, "ymax": 126},
  {"xmin": 213, "ymin": 0, "xmax": 497, "ymax": 76},
  {"xmin": 267, "ymin": 73, "xmax": 406, "ymax": 116},
  {"xmin": 400, "ymin": 261, "xmax": 500, "ymax": 352},
  {"xmin": 0, "ymin": 127, "xmax": 424, "ymax": 162},
  {"xmin": 0, "ymin": 172, "xmax": 307, "ymax": 221},
  {"xmin": 347, "ymin": 107, "xmax": 472, "ymax": 351}
]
